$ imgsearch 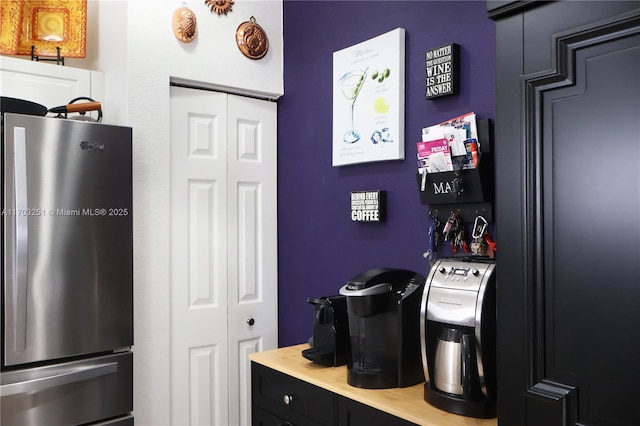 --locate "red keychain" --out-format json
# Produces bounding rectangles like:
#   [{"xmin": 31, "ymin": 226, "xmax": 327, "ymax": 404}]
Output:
[{"xmin": 483, "ymin": 232, "xmax": 497, "ymax": 251}]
